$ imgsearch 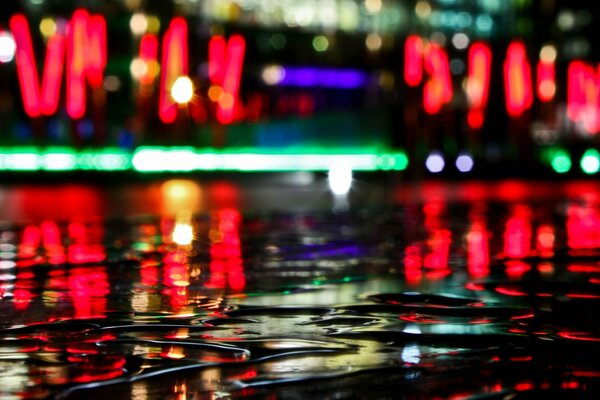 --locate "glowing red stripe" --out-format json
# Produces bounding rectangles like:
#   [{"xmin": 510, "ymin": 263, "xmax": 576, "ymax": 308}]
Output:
[
  {"xmin": 466, "ymin": 42, "xmax": 491, "ymax": 129},
  {"xmin": 9, "ymin": 14, "xmax": 65, "ymax": 117},
  {"xmin": 158, "ymin": 17, "xmax": 188, "ymax": 123},
  {"xmin": 567, "ymin": 61, "xmax": 600, "ymax": 134},
  {"xmin": 66, "ymin": 10, "xmax": 107, "ymax": 119},
  {"xmin": 209, "ymin": 35, "xmax": 246, "ymax": 124},
  {"xmin": 423, "ymin": 43, "xmax": 452, "ymax": 114},
  {"xmin": 503, "ymin": 41, "xmax": 533, "ymax": 117},
  {"xmin": 404, "ymin": 35, "xmax": 423, "ymax": 87},
  {"xmin": 139, "ymin": 33, "xmax": 158, "ymax": 84},
  {"xmin": 536, "ymin": 59, "xmax": 555, "ymax": 102}
]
